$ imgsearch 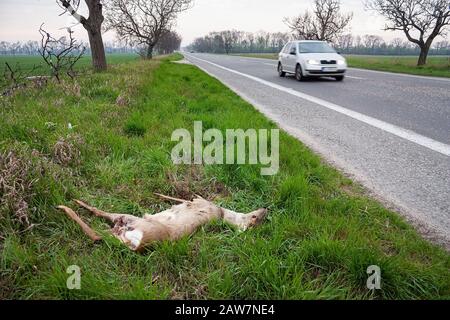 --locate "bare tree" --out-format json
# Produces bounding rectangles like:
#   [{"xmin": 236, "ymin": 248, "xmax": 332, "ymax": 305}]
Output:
[
  {"xmin": 363, "ymin": 34, "xmax": 384, "ymax": 53},
  {"xmin": 0, "ymin": 42, "xmax": 8, "ymax": 55},
  {"xmin": 335, "ymin": 33, "xmax": 354, "ymax": 51},
  {"xmin": 390, "ymin": 37, "xmax": 406, "ymax": 48},
  {"xmin": 155, "ymin": 30, "xmax": 182, "ymax": 54},
  {"xmin": 285, "ymin": 0, "xmax": 353, "ymax": 42},
  {"xmin": 366, "ymin": 0, "xmax": 450, "ymax": 65},
  {"xmin": 2, "ymin": 63, "xmax": 41, "ymax": 96},
  {"xmin": 434, "ymin": 40, "xmax": 449, "ymax": 52},
  {"xmin": 58, "ymin": 0, "xmax": 107, "ymax": 71},
  {"xmin": 221, "ymin": 31, "xmax": 237, "ymax": 54},
  {"xmin": 106, "ymin": 0, "xmax": 193, "ymax": 59},
  {"xmin": 39, "ymin": 24, "xmax": 86, "ymax": 82},
  {"xmin": 284, "ymin": 12, "xmax": 318, "ymax": 40}
]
